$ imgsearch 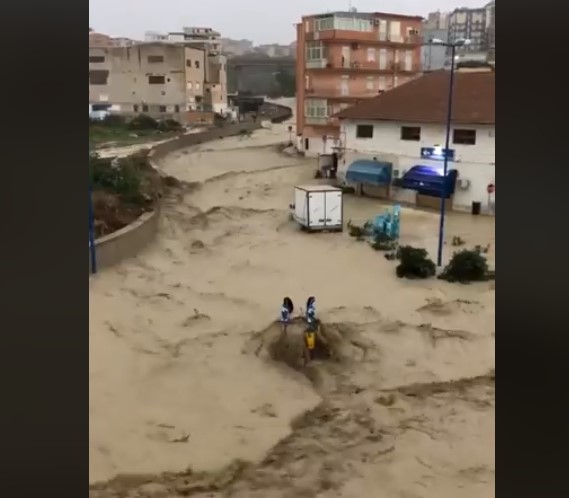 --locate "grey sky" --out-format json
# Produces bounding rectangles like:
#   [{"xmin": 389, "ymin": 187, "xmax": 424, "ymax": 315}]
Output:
[{"xmin": 89, "ymin": 0, "xmax": 485, "ymax": 45}]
